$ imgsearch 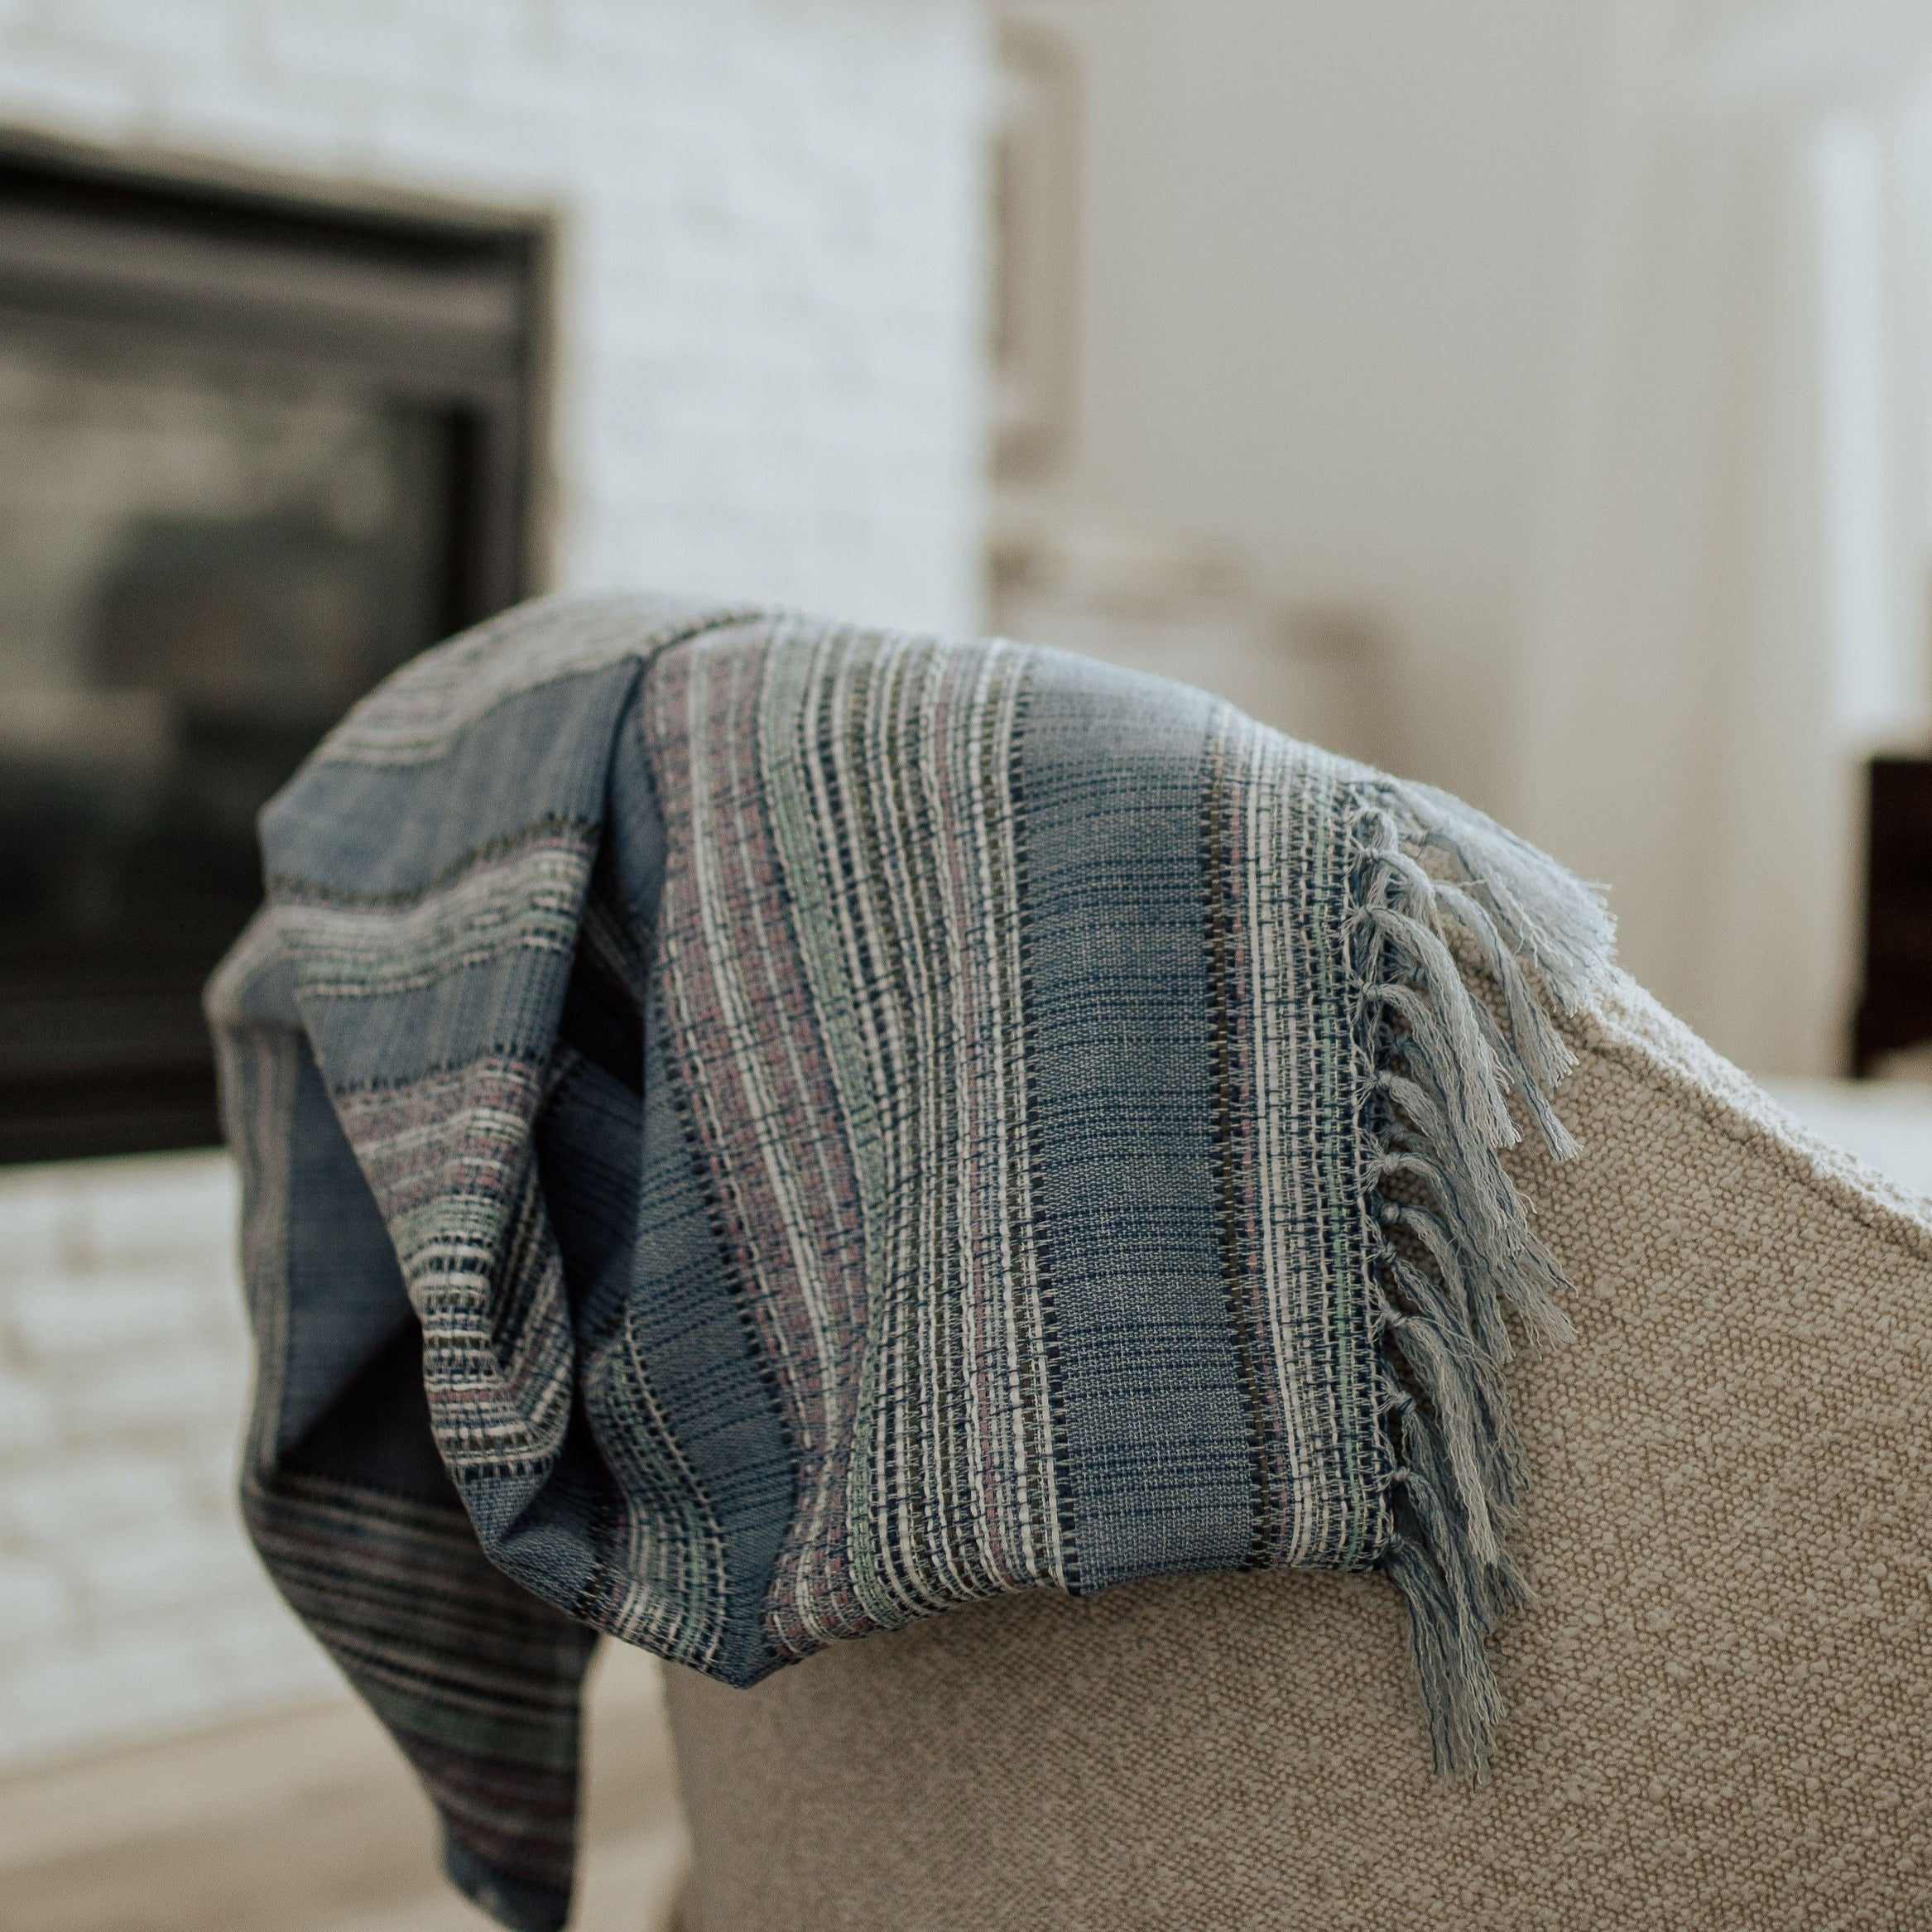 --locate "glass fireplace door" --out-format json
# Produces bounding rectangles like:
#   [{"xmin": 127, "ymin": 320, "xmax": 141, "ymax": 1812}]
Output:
[{"xmin": 0, "ymin": 139, "xmax": 545, "ymax": 1161}]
